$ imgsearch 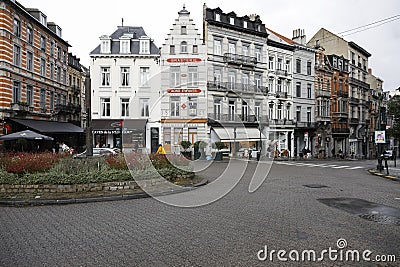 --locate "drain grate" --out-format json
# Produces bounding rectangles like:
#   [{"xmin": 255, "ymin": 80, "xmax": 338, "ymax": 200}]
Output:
[{"xmin": 303, "ymin": 184, "xmax": 329, "ymax": 188}]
